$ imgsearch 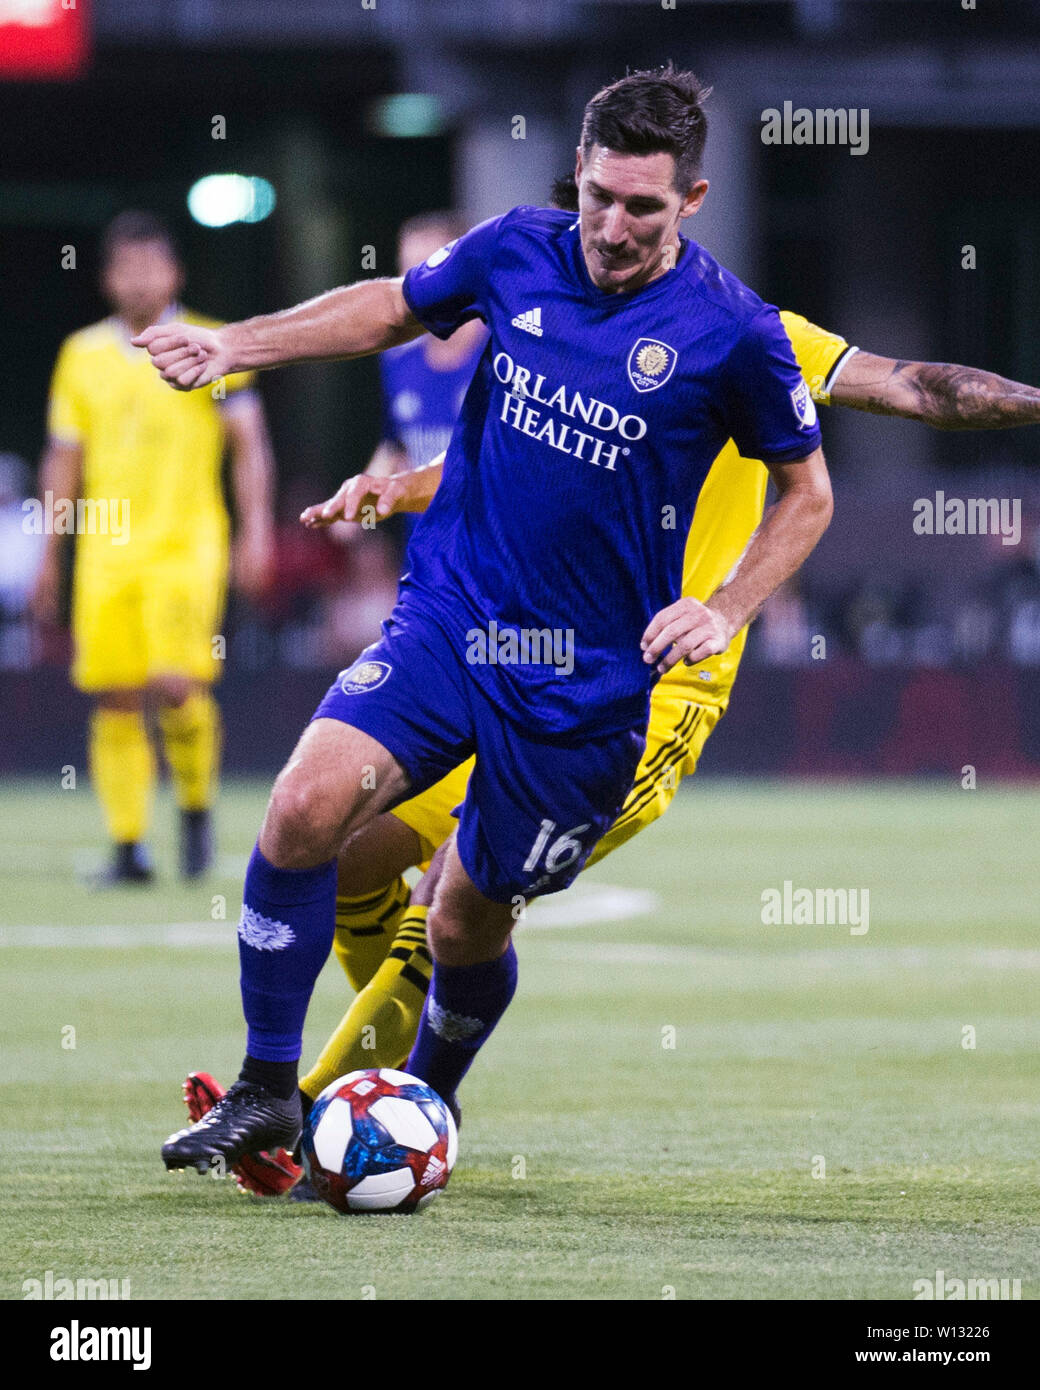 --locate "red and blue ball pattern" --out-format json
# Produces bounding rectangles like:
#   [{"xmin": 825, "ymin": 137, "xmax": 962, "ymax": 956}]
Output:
[{"xmin": 301, "ymin": 1068, "xmax": 458, "ymax": 1214}]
